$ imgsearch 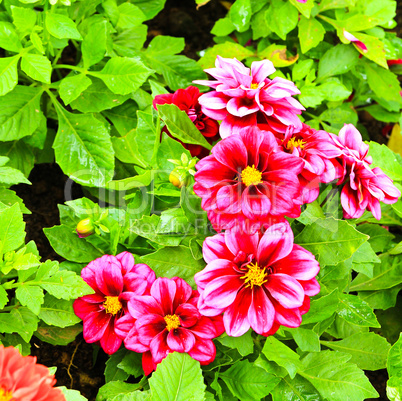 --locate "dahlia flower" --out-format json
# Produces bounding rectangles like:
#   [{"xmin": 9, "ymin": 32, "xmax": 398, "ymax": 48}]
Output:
[
  {"xmin": 331, "ymin": 124, "xmax": 400, "ymax": 219},
  {"xmin": 193, "ymin": 126, "xmax": 304, "ymax": 233},
  {"xmin": 195, "ymin": 222, "xmax": 320, "ymax": 337},
  {"xmin": 0, "ymin": 345, "xmax": 65, "ymax": 401},
  {"xmin": 280, "ymin": 124, "xmax": 343, "ymax": 204},
  {"xmin": 153, "ymin": 86, "xmax": 220, "ymax": 158},
  {"xmin": 119, "ymin": 277, "xmax": 224, "ymax": 375},
  {"xmin": 73, "ymin": 252, "xmax": 156, "ymax": 354},
  {"xmin": 194, "ymin": 56, "xmax": 304, "ymax": 138},
  {"xmin": 343, "ymin": 30, "xmax": 368, "ymax": 53}
]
